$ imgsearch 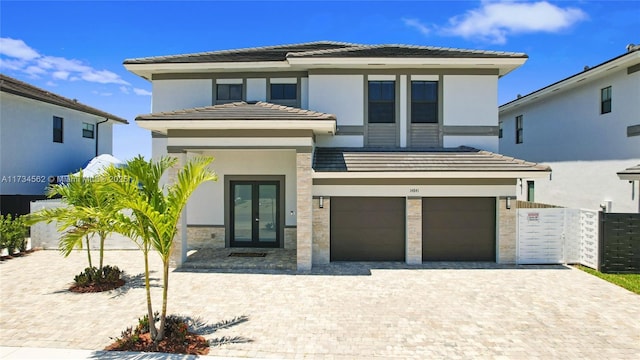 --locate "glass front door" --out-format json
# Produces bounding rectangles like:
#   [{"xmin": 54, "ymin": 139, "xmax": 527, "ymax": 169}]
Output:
[{"xmin": 230, "ymin": 181, "xmax": 280, "ymax": 247}]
